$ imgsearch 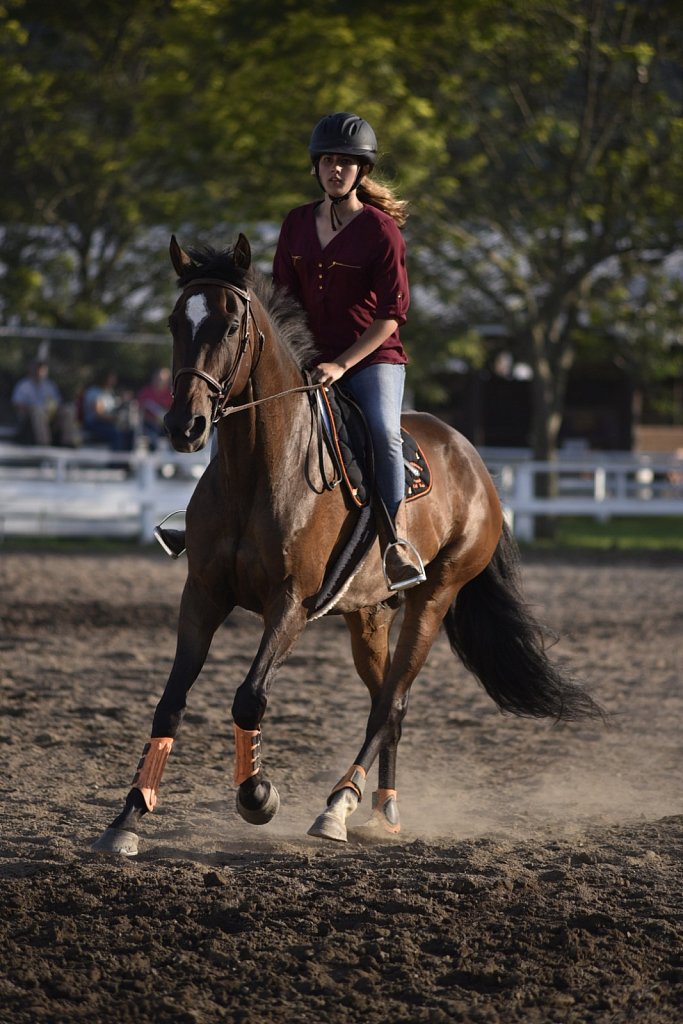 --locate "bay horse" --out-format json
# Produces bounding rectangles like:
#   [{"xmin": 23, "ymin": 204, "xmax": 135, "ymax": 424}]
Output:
[{"xmin": 93, "ymin": 234, "xmax": 601, "ymax": 856}]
